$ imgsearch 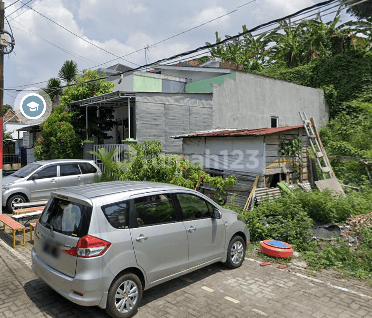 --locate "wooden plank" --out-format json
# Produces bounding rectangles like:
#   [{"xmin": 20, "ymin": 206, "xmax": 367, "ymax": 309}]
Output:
[{"xmin": 243, "ymin": 175, "xmax": 259, "ymax": 212}]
